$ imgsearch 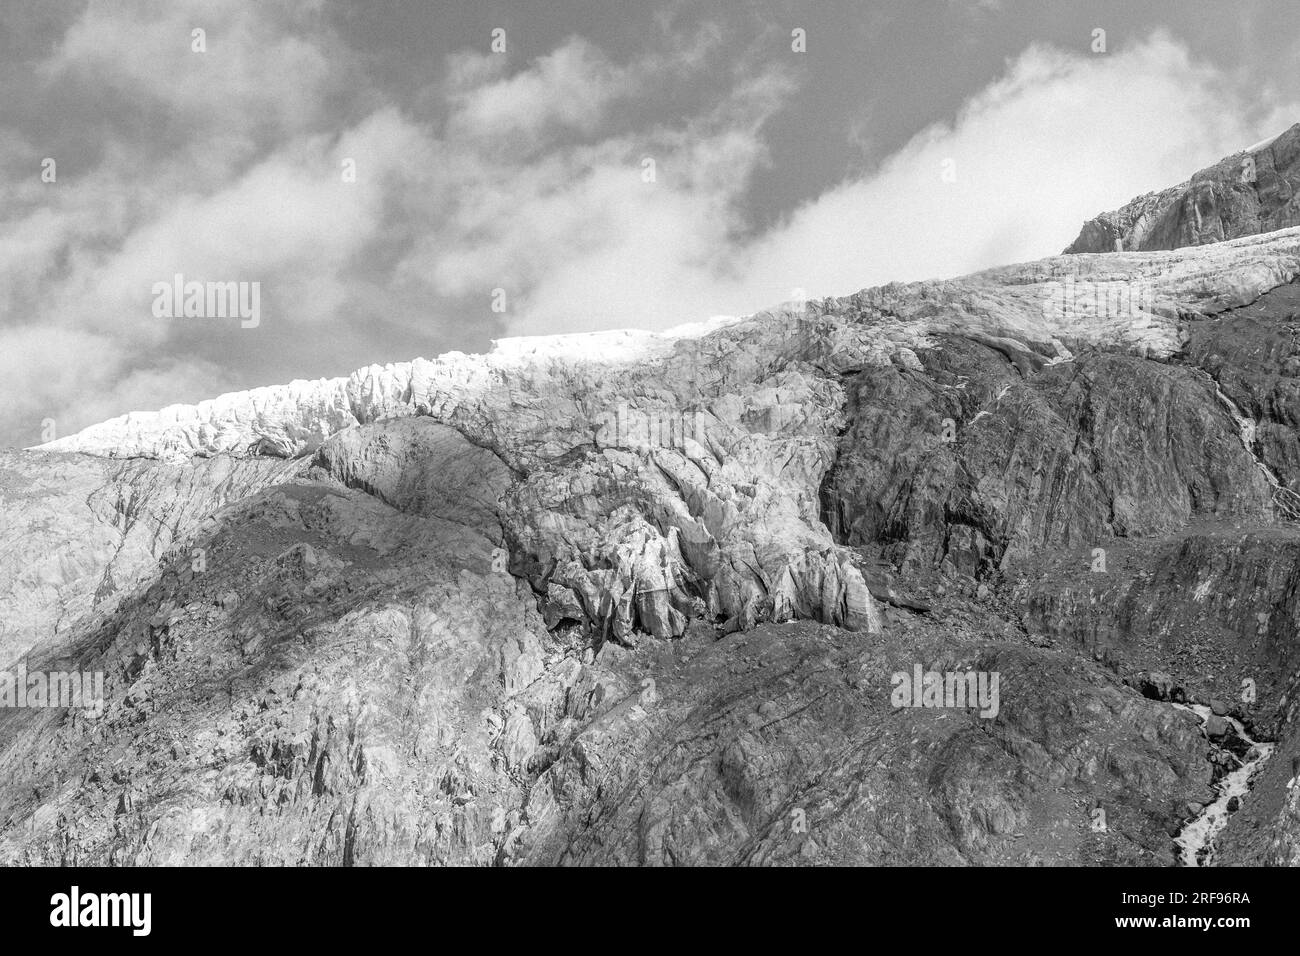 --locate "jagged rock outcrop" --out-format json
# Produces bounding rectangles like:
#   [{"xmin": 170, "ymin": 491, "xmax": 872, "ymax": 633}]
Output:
[{"xmin": 1065, "ymin": 124, "xmax": 1300, "ymax": 254}]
